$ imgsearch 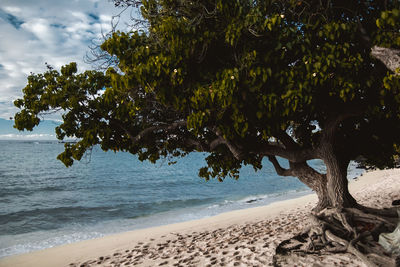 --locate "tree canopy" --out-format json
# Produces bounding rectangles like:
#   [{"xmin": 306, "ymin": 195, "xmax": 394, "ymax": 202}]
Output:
[{"xmin": 14, "ymin": 0, "xmax": 400, "ymax": 193}]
